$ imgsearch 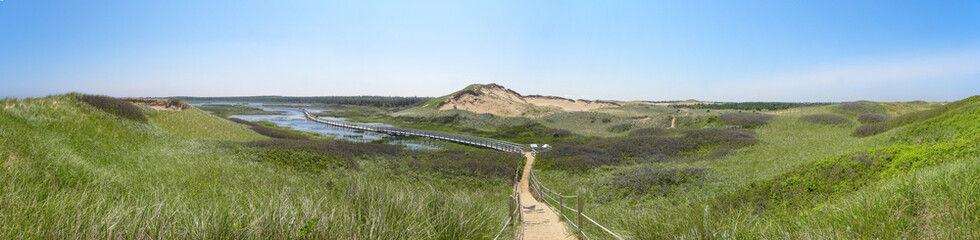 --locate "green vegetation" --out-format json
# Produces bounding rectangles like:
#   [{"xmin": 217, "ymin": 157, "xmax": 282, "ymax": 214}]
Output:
[
  {"xmin": 179, "ymin": 96, "xmax": 431, "ymax": 108},
  {"xmin": 318, "ymin": 109, "xmax": 588, "ymax": 144},
  {"xmin": 150, "ymin": 108, "xmax": 266, "ymax": 141},
  {"xmin": 0, "ymin": 95, "xmax": 512, "ymax": 239},
  {"xmin": 78, "ymin": 94, "xmax": 148, "ymax": 122},
  {"xmin": 857, "ymin": 113, "xmax": 892, "ymax": 123},
  {"xmin": 799, "ymin": 113, "xmax": 852, "ymax": 125},
  {"xmin": 528, "ymin": 95, "xmax": 979, "ymax": 239},
  {"xmin": 854, "ymin": 96, "xmax": 980, "ymax": 137},
  {"xmin": 833, "ymin": 101, "xmax": 888, "ymax": 116},
  {"xmin": 197, "ymin": 104, "xmax": 283, "ymax": 118},
  {"xmin": 536, "ymin": 128, "xmax": 759, "ymax": 172},
  {"xmin": 6, "ymin": 91, "xmax": 977, "ymax": 239},
  {"xmin": 714, "ymin": 112, "xmax": 775, "ymax": 128},
  {"xmin": 672, "ymin": 102, "xmax": 831, "ymax": 111},
  {"xmin": 228, "ymin": 118, "xmax": 308, "ymax": 139}
]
